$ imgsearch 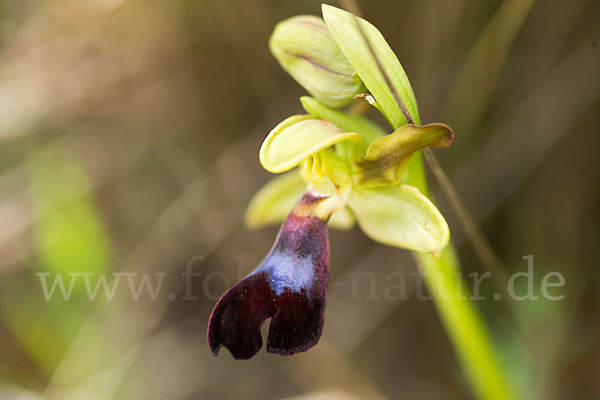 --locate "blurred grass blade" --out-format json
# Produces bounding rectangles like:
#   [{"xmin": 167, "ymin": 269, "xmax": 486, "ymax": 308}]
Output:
[
  {"xmin": 29, "ymin": 145, "xmax": 110, "ymax": 281},
  {"xmin": 443, "ymin": 0, "xmax": 536, "ymax": 137},
  {"xmin": 0, "ymin": 145, "xmax": 111, "ymax": 372}
]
